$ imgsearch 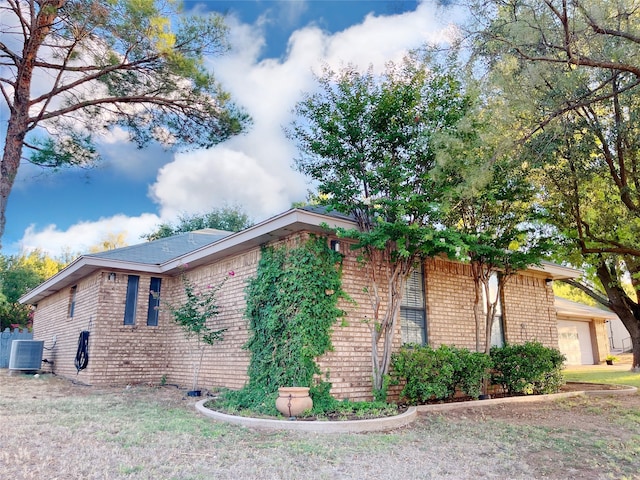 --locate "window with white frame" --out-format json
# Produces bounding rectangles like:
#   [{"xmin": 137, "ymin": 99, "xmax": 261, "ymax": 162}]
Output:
[{"xmin": 484, "ymin": 273, "xmax": 505, "ymax": 347}]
